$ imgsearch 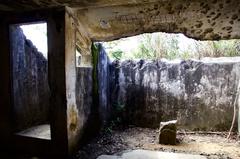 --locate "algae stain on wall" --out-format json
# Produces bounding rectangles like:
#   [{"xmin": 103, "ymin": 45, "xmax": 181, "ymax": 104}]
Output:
[{"xmin": 109, "ymin": 59, "xmax": 240, "ymax": 131}]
